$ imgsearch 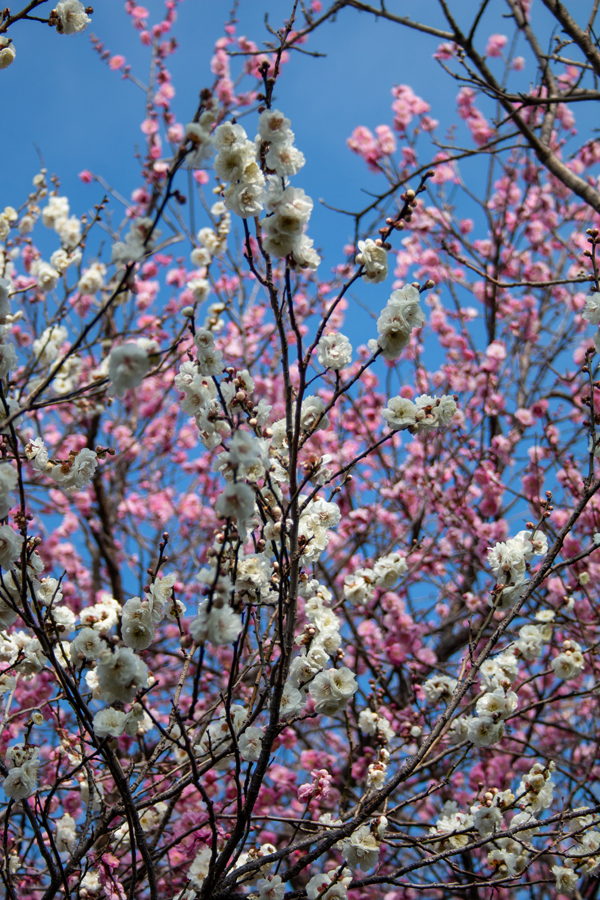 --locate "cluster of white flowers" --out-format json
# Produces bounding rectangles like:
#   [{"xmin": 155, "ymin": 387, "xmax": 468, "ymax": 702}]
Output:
[
  {"xmin": 49, "ymin": 446, "xmax": 98, "ymax": 492},
  {"xmin": 487, "ymin": 528, "xmax": 548, "ymax": 609},
  {"xmin": 93, "ymin": 702, "xmax": 151, "ymax": 739},
  {"xmin": 185, "ymin": 109, "xmax": 216, "ymax": 168},
  {"xmin": 297, "ymin": 497, "xmax": 341, "ymax": 564},
  {"xmin": 382, "ymin": 392, "xmax": 458, "ymax": 432},
  {"xmin": 0, "ymin": 278, "xmax": 16, "ymax": 382},
  {"xmin": 176, "ymin": 356, "xmax": 270, "ymax": 451},
  {"xmin": 33, "ymin": 325, "xmax": 67, "ymax": 366},
  {"xmin": 78, "ymin": 261, "xmax": 105, "ymax": 295},
  {"xmin": 41, "ymin": 194, "xmax": 81, "ymax": 249},
  {"xmin": 107, "ymin": 338, "xmax": 159, "ymax": 397},
  {"xmin": 0, "ymin": 36, "xmax": 16, "ymax": 69},
  {"xmin": 186, "ymin": 212, "xmax": 230, "ymax": 312},
  {"xmin": 358, "ymin": 708, "xmax": 395, "ymax": 743},
  {"xmin": 94, "ymin": 646, "xmax": 149, "ymax": 705},
  {"xmin": 0, "ymin": 524, "xmax": 22, "ymax": 570},
  {"xmin": 517, "ymin": 760, "xmax": 555, "ymax": 813},
  {"xmin": 356, "ymin": 238, "xmax": 388, "ymax": 284},
  {"xmin": 0, "ymin": 463, "xmax": 17, "ymax": 519},
  {"xmin": 270, "ymin": 395, "xmax": 329, "ymax": 454},
  {"xmin": 430, "ymin": 792, "xmax": 538, "ymax": 878},
  {"xmin": 191, "ymin": 703, "xmax": 256, "ymax": 766},
  {"xmin": 340, "ymin": 817, "xmax": 386, "ymax": 871},
  {"xmin": 344, "ymin": 551, "xmax": 407, "ymax": 606},
  {"xmin": 111, "ymin": 216, "xmax": 158, "ymax": 264},
  {"xmin": 306, "ymin": 868, "xmax": 352, "ymax": 900},
  {"xmin": 79, "ymin": 592, "xmax": 121, "ymax": 632},
  {"xmin": 2, "ymin": 743, "xmax": 39, "ymax": 800},
  {"xmin": 582, "ymin": 289, "xmax": 600, "ymax": 353},
  {"xmin": 54, "ymin": 0, "xmax": 92, "ymax": 34},
  {"xmin": 190, "ymin": 596, "xmax": 243, "ymax": 647},
  {"xmin": 368, "ymin": 284, "xmax": 425, "ymax": 360},
  {"xmin": 448, "ymin": 633, "xmax": 525, "ymax": 749},
  {"xmin": 215, "ymin": 109, "xmax": 318, "ymax": 267},
  {"xmin": 121, "ymin": 591, "xmax": 164, "ymax": 652},
  {"xmin": 422, "ymin": 673, "xmax": 457, "ymax": 704},
  {"xmin": 215, "ymin": 119, "xmax": 266, "ymax": 218},
  {"xmin": 308, "ymin": 666, "xmax": 358, "ymax": 716},
  {"xmin": 55, "ymin": 812, "xmax": 77, "ymax": 854},
  {"xmin": 429, "ymin": 800, "xmax": 474, "ymax": 850},
  {"xmin": 552, "ymin": 638, "xmax": 585, "ymax": 680},
  {"xmin": 261, "ymin": 181, "xmax": 320, "ymax": 269},
  {"xmin": 552, "ymin": 808, "xmax": 600, "ymax": 891},
  {"xmin": 283, "ymin": 582, "xmax": 358, "ymax": 719}
]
